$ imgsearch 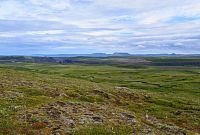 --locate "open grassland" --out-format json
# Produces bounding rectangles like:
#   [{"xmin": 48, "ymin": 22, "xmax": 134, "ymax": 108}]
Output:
[{"xmin": 0, "ymin": 62, "xmax": 199, "ymax": 134}]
